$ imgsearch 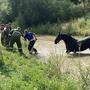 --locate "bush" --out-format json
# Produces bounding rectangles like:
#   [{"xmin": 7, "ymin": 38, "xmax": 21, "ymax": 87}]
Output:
[
  {"xmin": 29, "ymin": 17, "xmax": 90, "ymax": 36},
  {"xmin": 4, "ymin": 0, "xmax": 85, "ymax": 28}
]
